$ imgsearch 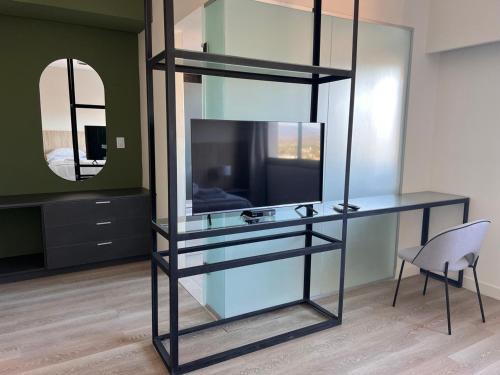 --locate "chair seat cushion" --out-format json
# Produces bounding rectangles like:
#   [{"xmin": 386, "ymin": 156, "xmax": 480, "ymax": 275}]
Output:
[
  {"xmin": 398, "ymin": 246, "xmax": 422, "ymax": 262},
  {"xmin": 398, "ymin": 246, "xmax": 471, "ymax": 272}
]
